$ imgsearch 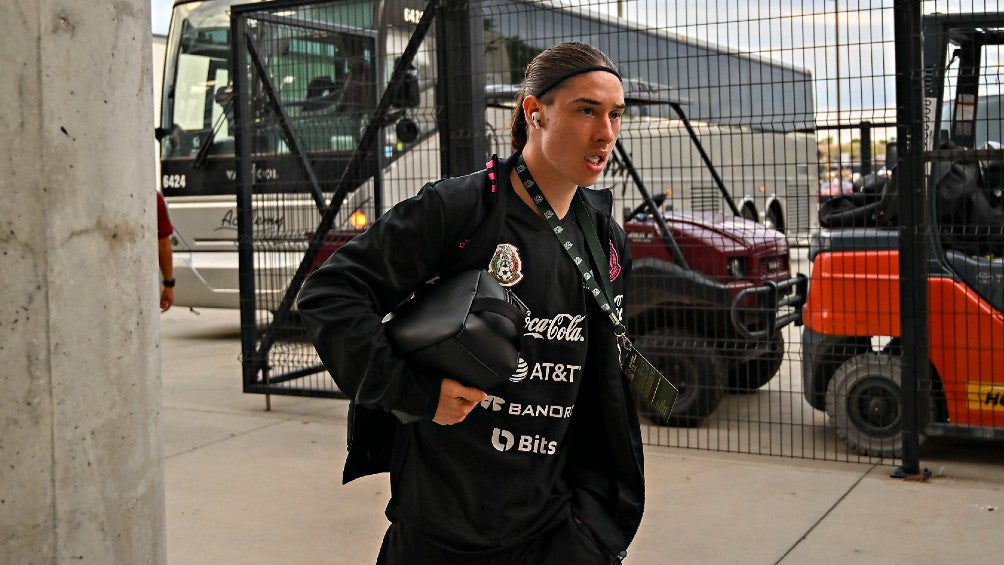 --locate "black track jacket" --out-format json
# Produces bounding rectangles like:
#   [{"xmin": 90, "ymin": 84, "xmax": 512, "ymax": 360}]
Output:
[{"xmin": 297, "ymin": 153, "xmax": 645, "ymax": 558}]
